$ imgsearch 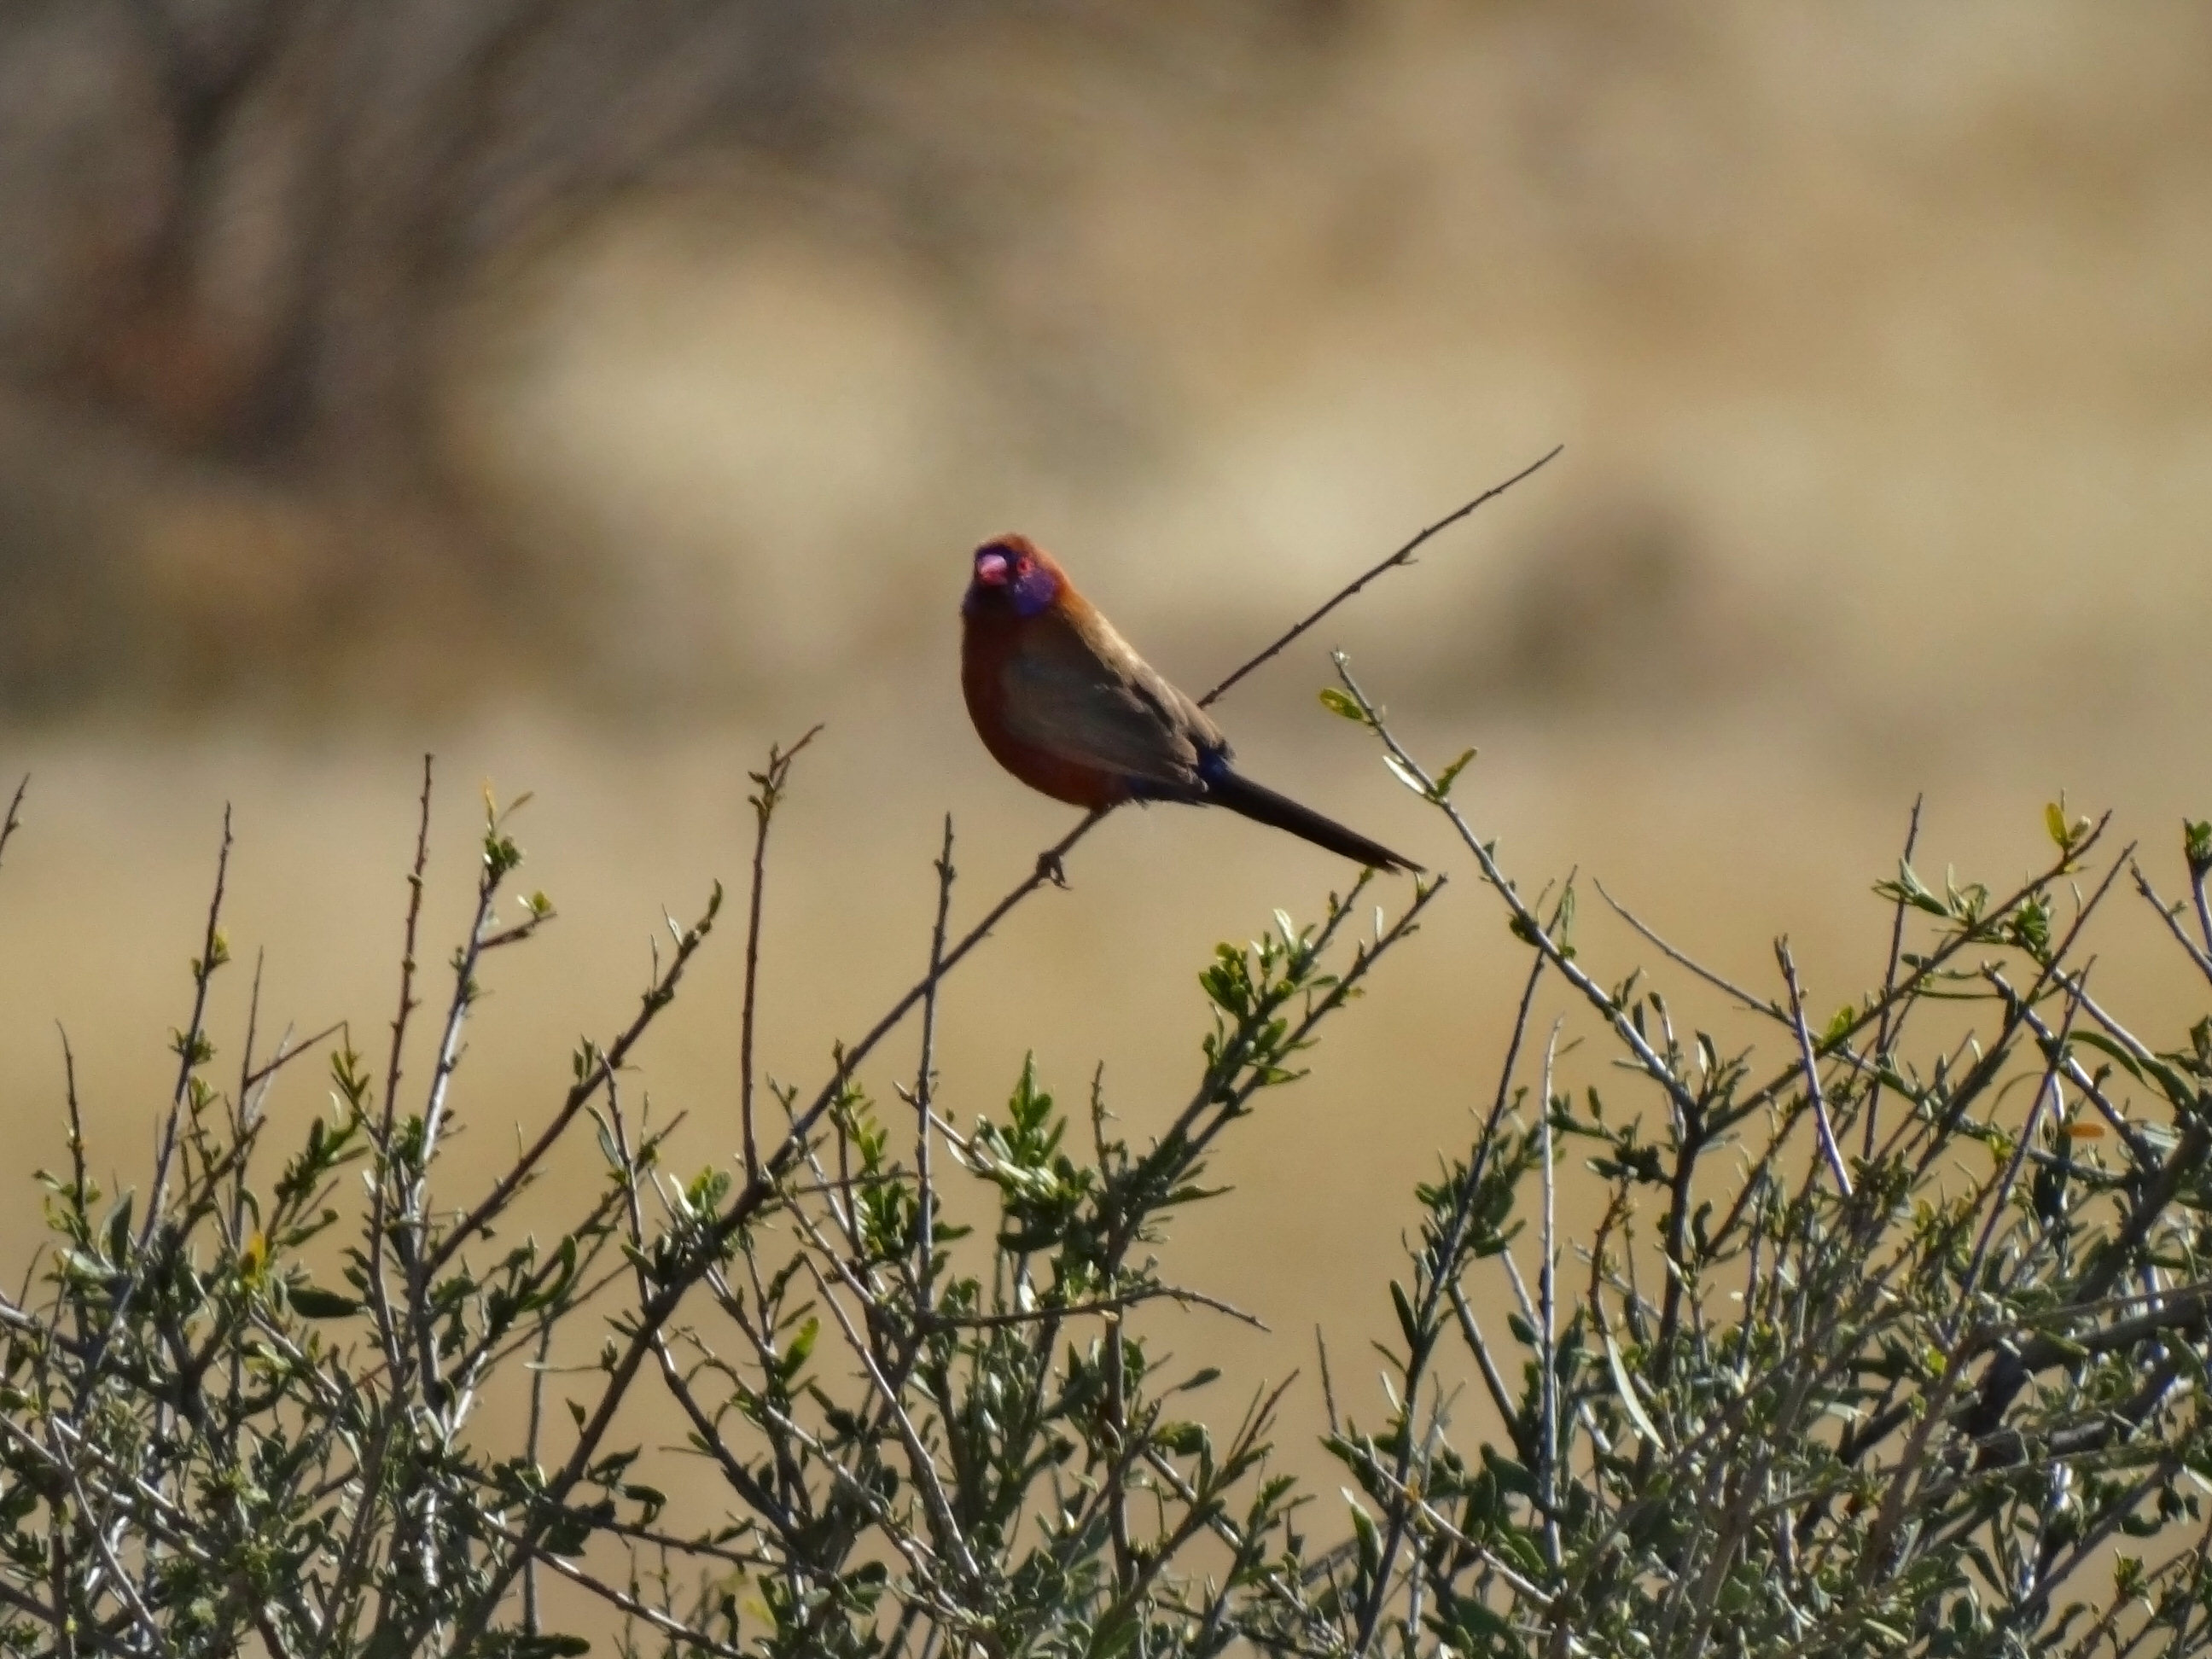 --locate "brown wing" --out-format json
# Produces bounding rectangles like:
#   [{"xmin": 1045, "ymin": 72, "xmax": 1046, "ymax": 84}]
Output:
[{"xmin": 997, "ymin": 606, "xmax": 1225, "ymax": 795}]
